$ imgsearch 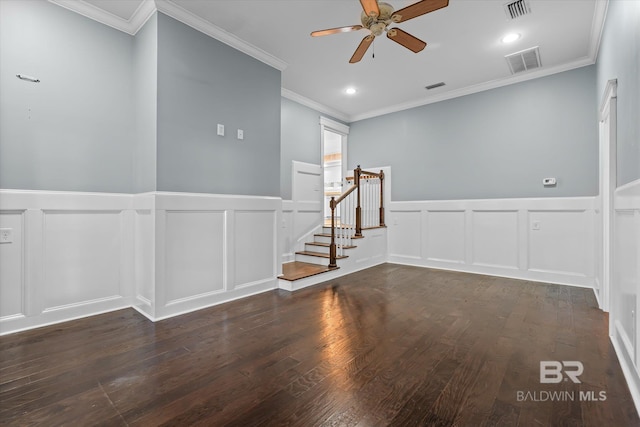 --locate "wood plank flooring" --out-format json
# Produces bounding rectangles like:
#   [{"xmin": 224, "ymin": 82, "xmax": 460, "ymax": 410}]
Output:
[{"xmin": 1, "ymin": 264, "xmax": 638, "ymax": 426}]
